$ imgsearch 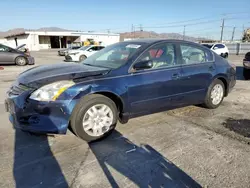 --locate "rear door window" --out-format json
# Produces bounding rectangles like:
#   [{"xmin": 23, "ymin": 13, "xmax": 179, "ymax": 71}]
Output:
[
  {"xmin": 214, "ymin": 44, "xmax": 225, "ymax": 49},
  {"xmin": 180, "ymin": 44, "xmax": 213, "ymax": 64},
  {"xmin": 97, "ymin": 46, "xmax": 105, "ymax": 50},
  {"xmin": 89, "ymin": 46, "xmax": 99, "ymax": 51}
]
